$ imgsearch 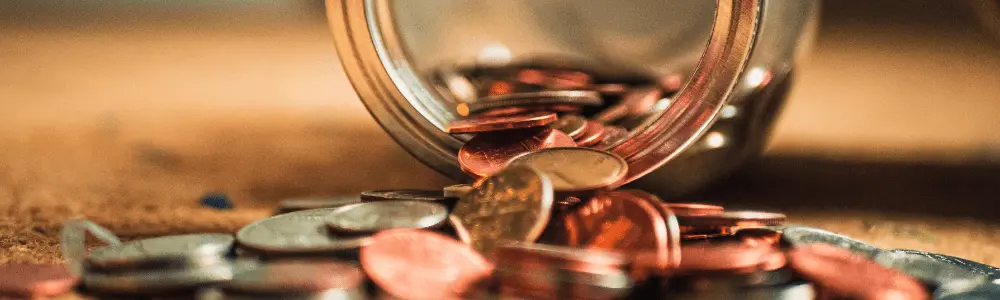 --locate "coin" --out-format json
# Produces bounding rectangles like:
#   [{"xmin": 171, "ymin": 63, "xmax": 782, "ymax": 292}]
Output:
[
  {"xmin": 574, "ymin": 121, "xmax": 607, "ymax": 147},
  {"xmin": 787, "ymin": 243, "xmax": 929, "ymax": 300},
  {"xmin": 885, "ymin": 249, "xmax": 1000, "ymax": 283},
  {"xmin": 542, "ymin": 190, "xmax": 679, "ymax": 273},
  {"xmin": 779, "ymin": 226, "xmax": 884, "ymax": 259},
  {"xmin": 873, "ymin": 249, "xmax": 987, "ymax": 296},
  {"xmin": 663, "ymin": 281, "xmax": 815, "ymax": 300},
  {"xmin": 86, "ymin": 233, "xmax": 234, "ymax": 271},
  {"xmin": 225, "ymin": 260, "xmax": 364, "ymax": 294},
  {"xmin": 466, "ymin": 91, "xmax": 603, "ymax": 114},
  {"xmin": 276, "ymin": 196, "xmax": 360, "ymax": 214},
  {"xmin": 675, "ymin": 211, "xmax": 787, "ymax": 228},
  {"xmin": 549, "ymin": 114, "xmax": 588, "ymax": 138},
  {"xmin": 450, "ymin": 166, "xmax": 554, "ymax": 256},
  {"xmin": 677, "ymin": 242, "xmax": 782, "ymax": 273},
  {"xmin": 443, "ymin": 184, "xmax": 474, "ymax": 199},
  {"xmin": 735, "ymin": 227, "xmax": 783, "ymax": 247},
  {"xmin": 494, "ymin": 244, "xmax": 632, "ymax": 300},
  {"xmin": 507, "ymin": 147, "xmax": 628, "ymax": 192},
  {"xmin": 236, "ymin": 208, "xmax": 371, "ymax": 254},
  {"xmin": 360, "ymin": 230, "xmax": 494, "ymax": 300},
  {"xmin": 458, "ymin": 128, "xmax": 576, "ymax": 178},
  {"xmin": 665, "ymin": 203, "xmax": 725, "ymax": 216},
  {"xmin": 937, "ymin": 283, "xmax": 1000, "ymax": 300},
  {"xmin": 594, "ymin": 126, "xmax": 629, "ymax": 150},
  {"xmin": 325, "ymin": 201, "xmax": 449, "ymax": 233},
  {"xmin": 0, "ymin": 263, "xmax": 77, "ymax": 298},
  {"xmin": 83, "ymin": 263, "xmax": 233, "ymax": 294},
  {"xmin": 61, "ymin": 219, "xmax": 121, "ymax": 275},
  {"xmin": 360, "ymin": 189, "xmax": 449, "ymax": 202},
  {"xmin": 593, "ymin": 86, "xmax": 663, "ymax": 123},
  {"xmin": 593, "ymin": 83, "xmax": 629, "ymax": 96},
  {"xmin": 493, "ymin": 243, "xmax": 628, "ymax": 274},
  {"xmin": 446, "ymin": 111, "xmax": 557, "ymax": 134}
]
